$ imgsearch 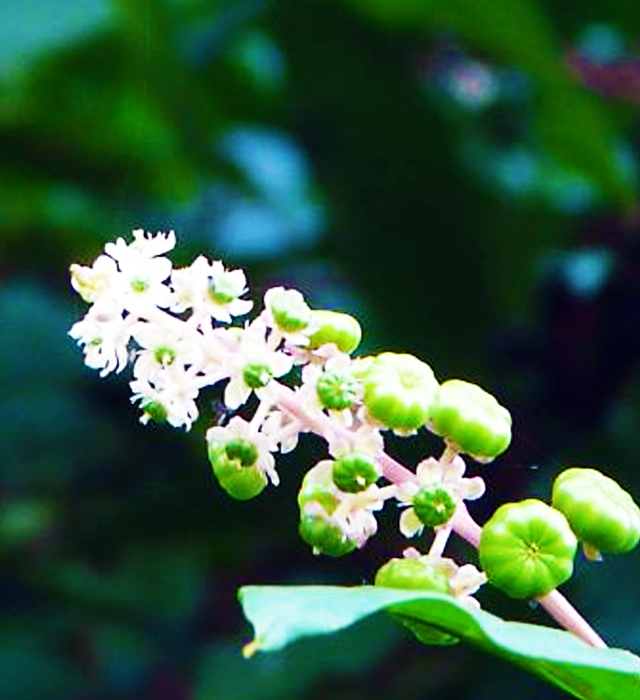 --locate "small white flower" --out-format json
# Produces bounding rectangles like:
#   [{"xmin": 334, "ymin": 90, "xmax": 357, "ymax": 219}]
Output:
[
  {"xmin": 69, "ymin": 255, "xmax": 119, "ymax": 304},
  {"xmin": 105, "ymin": 229, "xmax": 176, "ymax": 266},
  {"xmin": 171, "ymin": 256, "xmax": 253, "ymax": 323},
  {"xmin": 130, "ymin": 365, "xmax": 200, "ymax": 430},
  {"xmin": 222, "ymin": 319, "xmax": 293, "ymax": 409},
  {"xmin": 332, "ymin": 483, "xmax": 396, "ymax": 548},
  {"xmin": 261, "ymin": 287, "xmax": 313, "ymax": 347},
  {"xmin": 206, "ymin": 416, "xmax": 279, "ymax": 485},
  {"xmin": 397, "ymin": 456, "xmax": 485, "ymax": 538},
  {"xmin": 69, "ymin": 301, "xmax": 132, "ymax": 376},
  {"xmin": 131, "ymin": 321, "xmax": 204, "ymax": 382}
]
